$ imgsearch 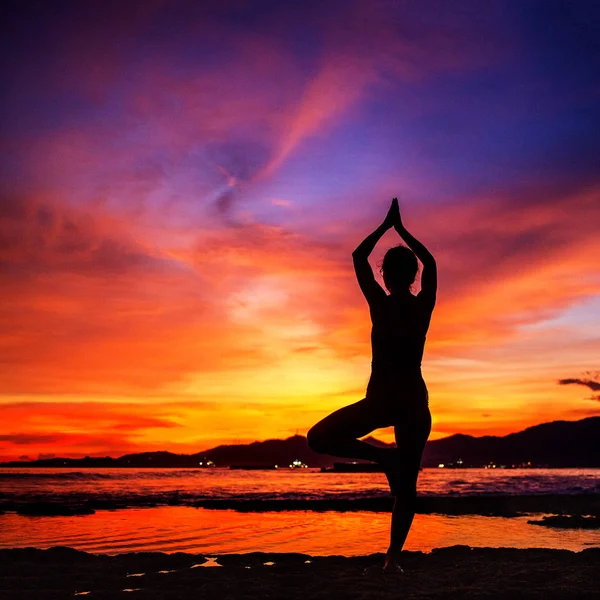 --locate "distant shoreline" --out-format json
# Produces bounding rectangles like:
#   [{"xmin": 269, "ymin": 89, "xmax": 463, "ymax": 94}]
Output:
[
  {"xmin": 2, "ymin": 465, "xmax": 600, "ymax": 469},
  {"xmin": 2, "ymin": 415, "xmax": 599, "ymax": 469}
]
